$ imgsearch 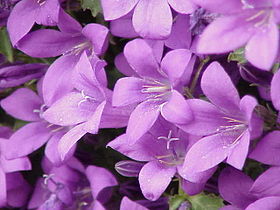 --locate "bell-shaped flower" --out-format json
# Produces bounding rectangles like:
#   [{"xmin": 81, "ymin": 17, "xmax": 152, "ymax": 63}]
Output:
[
  {"xmin": 0, "ymin": 82, "xmax": 72, "ymax": 166},
  {"xmin": 112, "ymin": 38, "xmax": 194, "ymax": 144},
  {"xmin": 28, "ymin": 156, "xmax": 117, "ymax": 209},
  {"xmin": 0, "ymin": 126, "xmax": 31, "ymax": 208},
  {"xmin": 219, "ymin": 166, "xmax": 280, "ymax": 209},
  {"xmin": 0, "ymin": 63, "xmax": 47, "ymax": 89},
  {"xmin": 43, "ymin": 52, "xmax": 131, "ymax": 160},
  {"xmin": 16, "ymin": 10, "xmax": 109, "ymax": 106},
  {"xmin": 108, "ymin": 118, "xmax": 214, "ymax": 201},
  {"xmin": 165, "ymin": 62, "xmax": 263, "ymax": 175},
  {"xmin": 101, "ymin": 0, "xmax": 197, "ymax": 39},
  {"xmin": 193, "ymin": 0, "xmax": 280, "ymax": 70}
]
